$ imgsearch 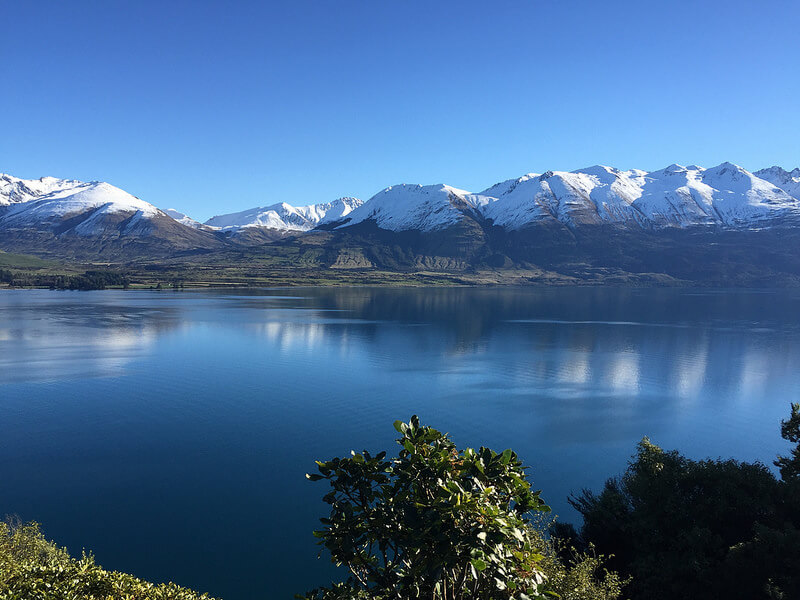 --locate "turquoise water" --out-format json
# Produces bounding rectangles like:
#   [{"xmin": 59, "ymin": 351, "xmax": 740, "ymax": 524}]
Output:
[{"xmin": 1, "ymin": 287, "xmax": 798, "ymax": 599}]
